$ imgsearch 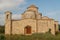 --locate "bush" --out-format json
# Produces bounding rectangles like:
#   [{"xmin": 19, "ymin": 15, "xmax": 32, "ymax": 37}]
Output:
[
  {"xmin": 0, "ymin": 26, "xmax": 5, "ymax": 34},
  {"xmin": 0, "ymin": 34, "xmax": 5, "ymax": 40}
]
